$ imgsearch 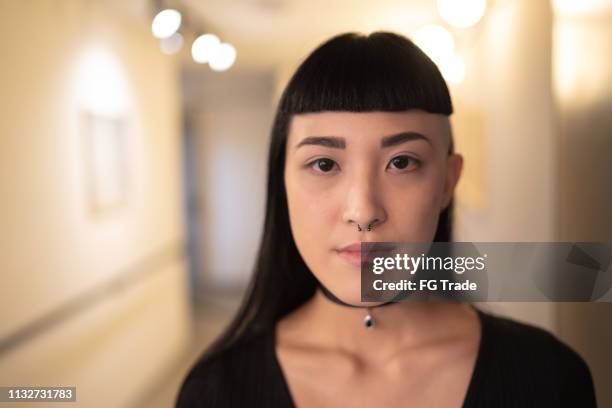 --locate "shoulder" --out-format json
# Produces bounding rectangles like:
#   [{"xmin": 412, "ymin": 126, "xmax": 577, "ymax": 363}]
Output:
[
  {"xmin": 175, "ymin": 330, "xmax": 273, "ymax": 407},
  {"xmin": 477, "ymin": 309, "xmax": 596, "ymax": 406},
  {"xmin": 480, "ymin": 309, "xmax": 586, "ymax": 366}
]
